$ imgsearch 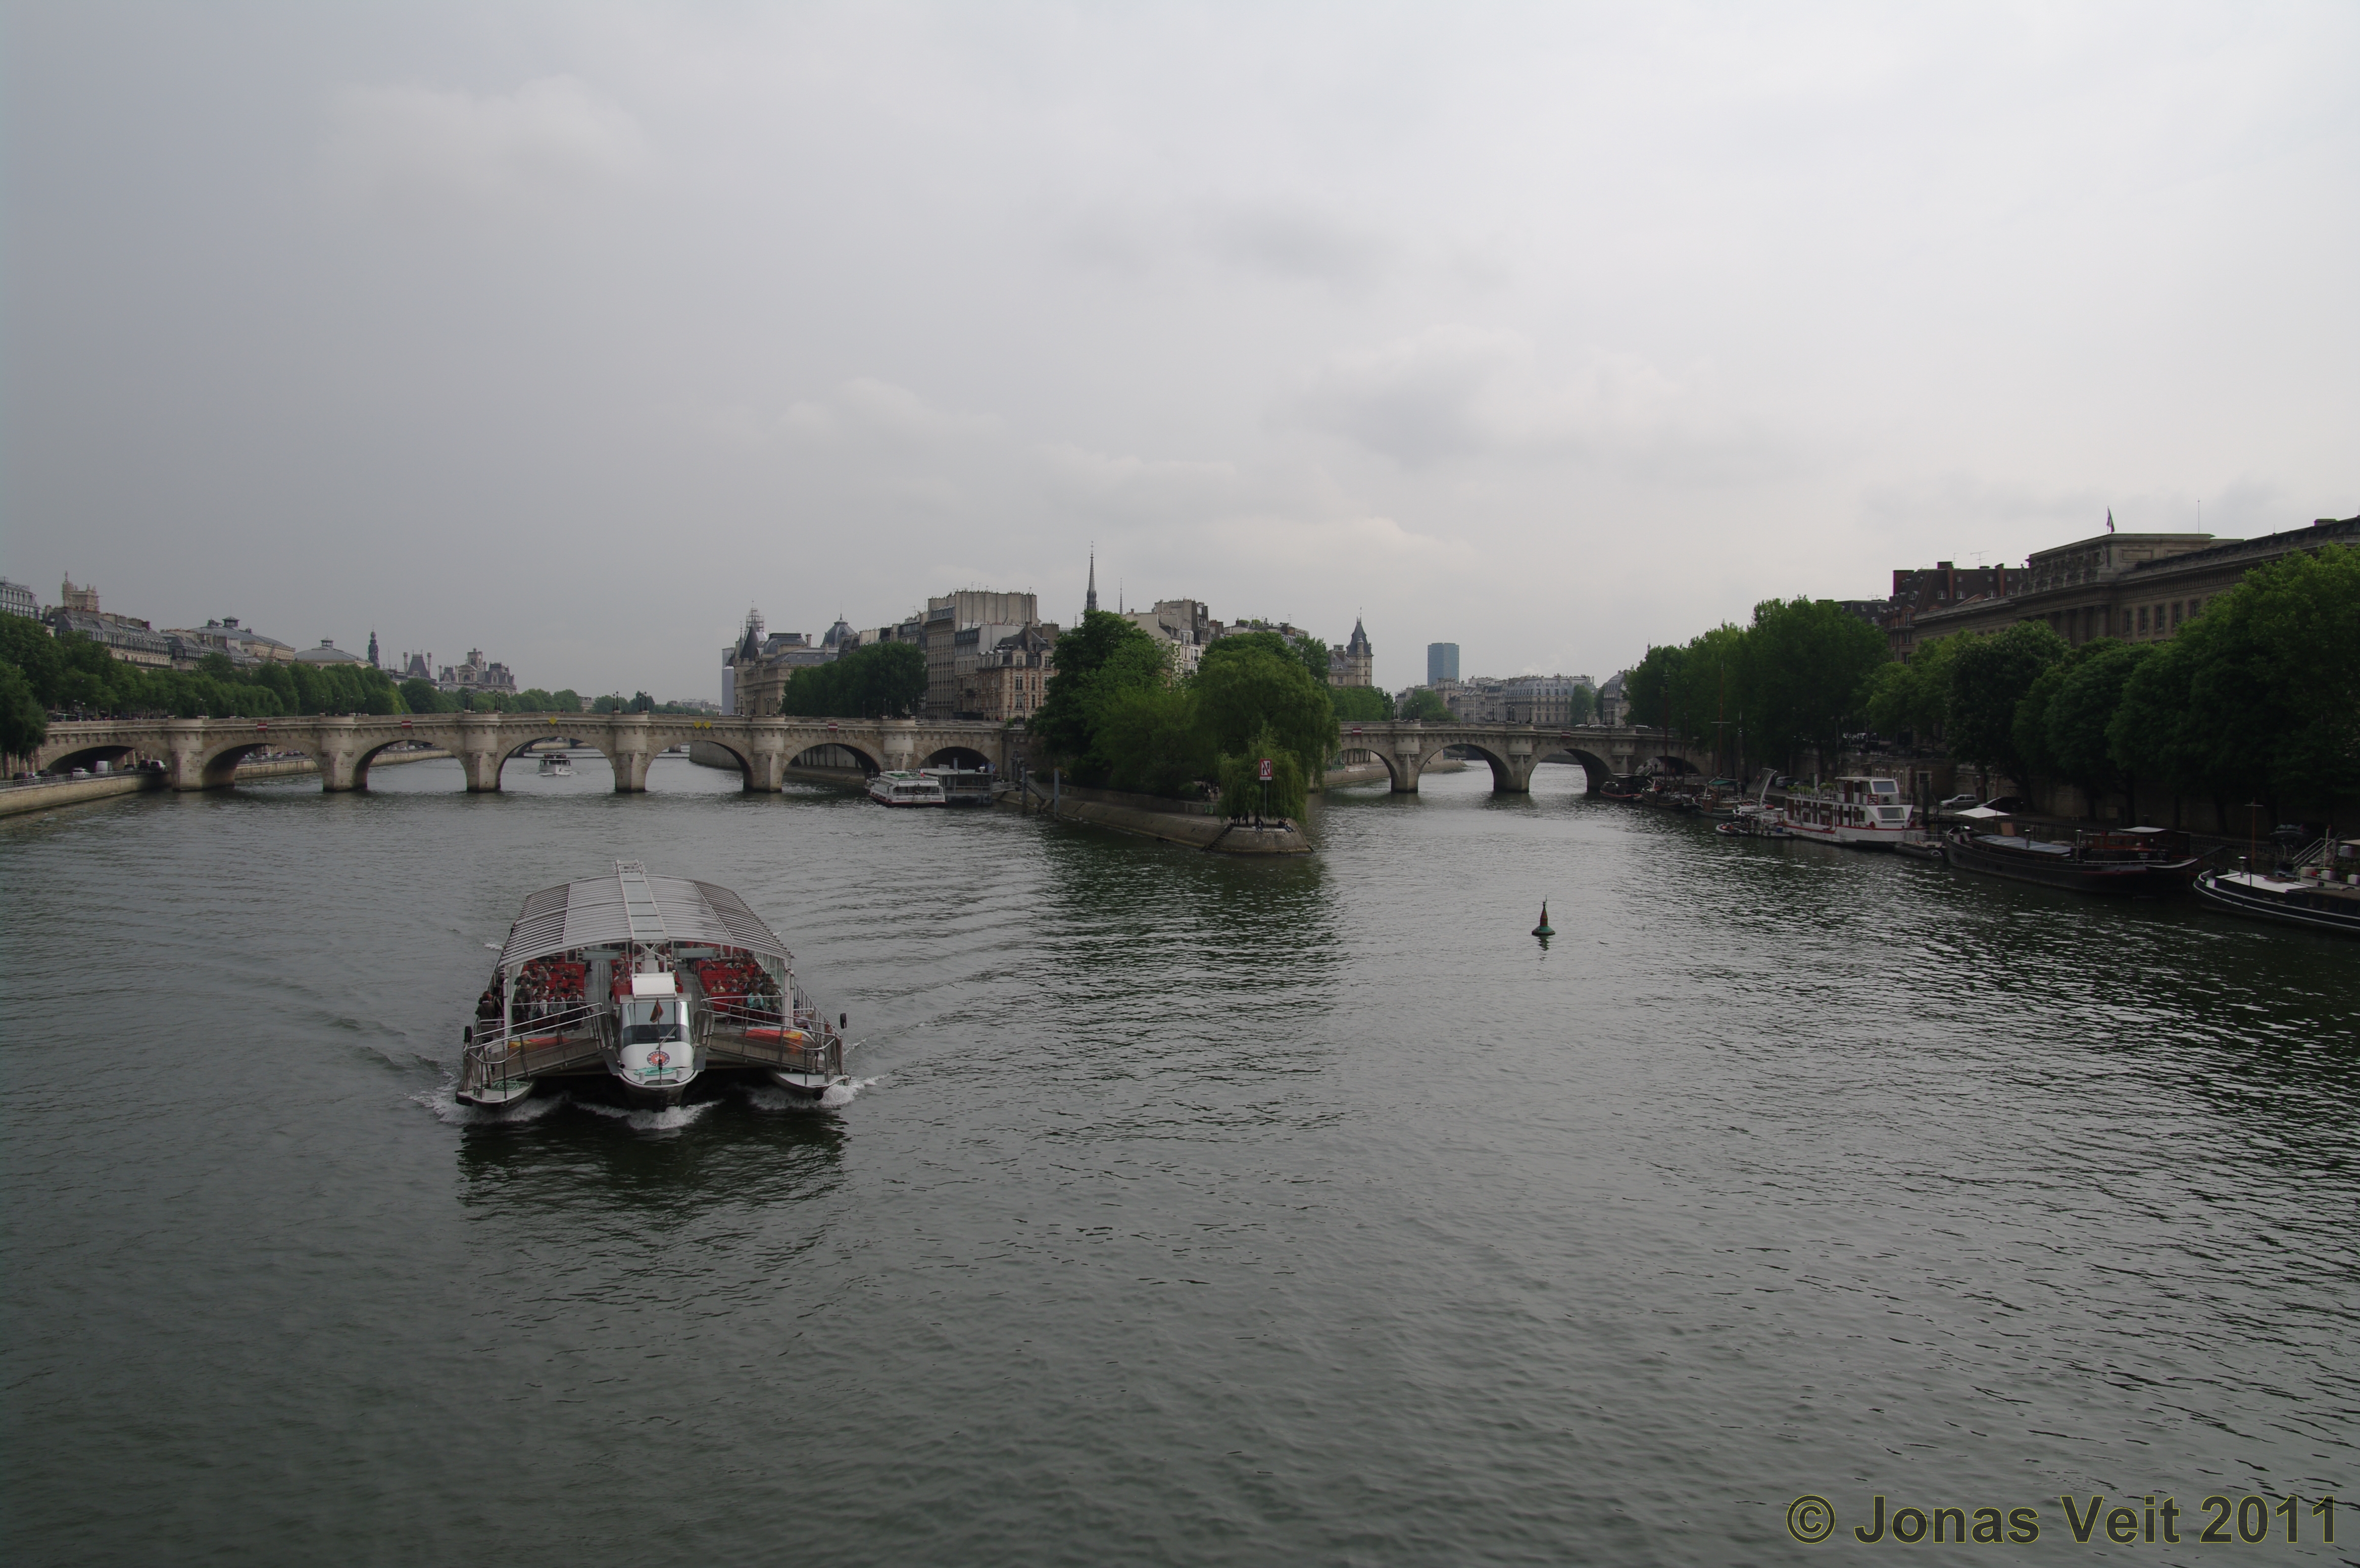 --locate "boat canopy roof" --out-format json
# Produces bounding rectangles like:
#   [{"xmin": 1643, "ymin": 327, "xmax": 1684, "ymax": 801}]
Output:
[{"xmin": 497, "ymin": 860, "xmax": 792, "ymax": 969}]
